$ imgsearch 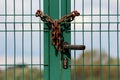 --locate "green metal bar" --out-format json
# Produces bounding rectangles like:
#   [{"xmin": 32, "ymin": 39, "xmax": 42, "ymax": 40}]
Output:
[
  {"xmin": 22, "ymin": 0, "xmax": 24, "ymax": 80},
  {"xmin": 99, "ymin": 0, "xmax": 102, "ymax": 80},
  {"xmin": 73, "ymin": 0, "xmax": 76, "ymax": 80},
  {"xmin": 91, "ymin": 0, "xmax": 94, "ymax": 79},
  {"xmin": 39, "ymin": 20, "xmax": 42, "ymax": 80},
  {"xmin": 82, "ymin": 0, "xmax": 85, "ymax": 79},
  {"xmin": 59, "ymin": 1, "xmax": 62, "ymax": 80},
  {"xmin": 0, "ymin": 63, "xmax": 120, "ymax": 66},
  {"xmin": 61, "ymin": 0, "xmax": 71, "ymax": 80},
  {"xmin": 1, "ymin": 22, "xmax": 120, "ymax": 24},
  {"xmin": 13, "ymin": 0, "xmax": 16, "ymax": 80},
  {"xmin": 44, "ymin": 0, "xmax": 71, "ymax": 80},
  {"xmin": 58, "ymin": 0, "xmax": 61, "ymax": 19},
  {"xmin": 44, "ymin": 0, "xmax": 50, "ymax": 80},
  {"xmin": 108, "ymin": 0, "xmax": 110, "ymax": 80},
  {"xmin": 38, "ymin": 0, "xmax": 42, "ymax": 80},
  {"xmin": 5, "ymin": 0, "xmax": 7, "ymax": 80},
  {"xmin": 0, "ymin": 63, "xmax": 118, "ymax": 66},
  {"xmin": 70, "ymin": 64, "xmax": 120, "ymax": 66},
  {"xmin": 0, "ymin": 30, "xmax": 44, "ymax": 32},
  {"xmin": 117, "ymin": 0, "xmax": 119, "ymax": 80},
  {"xmin": 4, "ymin": 29, "xmax": 114, "ymax": 32},
  {"xmin": 1, "ymin": 14, "xmax": 120, "ymax": 16},
  {"xmin": 0, "ymin": 64, "xmax": 46, "ymax": 66},
  {"xmin": 82, "ymin": 0, "xmax": 85, "ymax": 80},
  {"xmin": 30, "ymin": 0, "xmax": 33, "ymax": 80}
]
